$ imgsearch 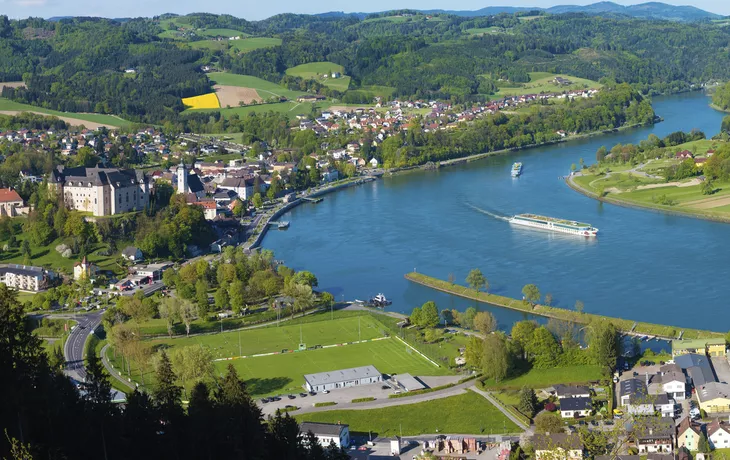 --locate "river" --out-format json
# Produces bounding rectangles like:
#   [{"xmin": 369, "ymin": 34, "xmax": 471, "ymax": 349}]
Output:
[{"xmin": 263, "ymin": 92, "xmax": 727, "ymax": 335}]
